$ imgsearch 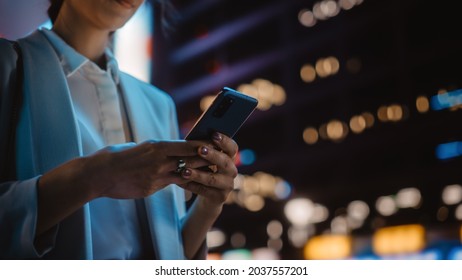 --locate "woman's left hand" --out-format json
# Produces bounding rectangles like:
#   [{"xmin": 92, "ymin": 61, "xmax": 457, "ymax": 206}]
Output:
[{"xmin": 178, "ymin": 132, "xmax": 238, "ymax": 209}]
